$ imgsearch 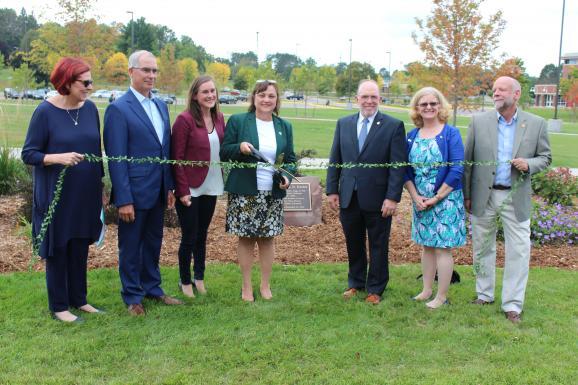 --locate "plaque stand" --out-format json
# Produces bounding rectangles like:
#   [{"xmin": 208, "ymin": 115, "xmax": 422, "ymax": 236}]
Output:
[{"xmin": 283, "ymin": 176, "xmax": 322, "ymax": 227}]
